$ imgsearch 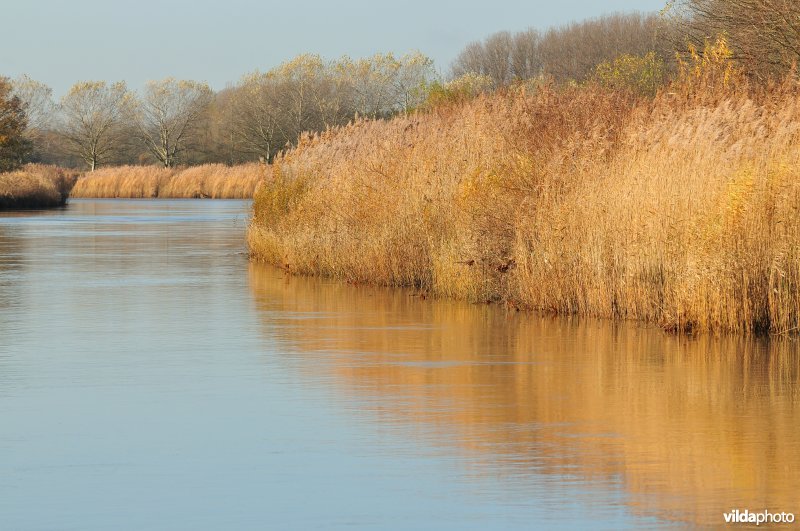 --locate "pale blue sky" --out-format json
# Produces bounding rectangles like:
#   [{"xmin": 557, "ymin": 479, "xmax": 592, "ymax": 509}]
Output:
[{"xmin": 3, "ymin": 0, "xmax": 667, "ymax": 96}]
